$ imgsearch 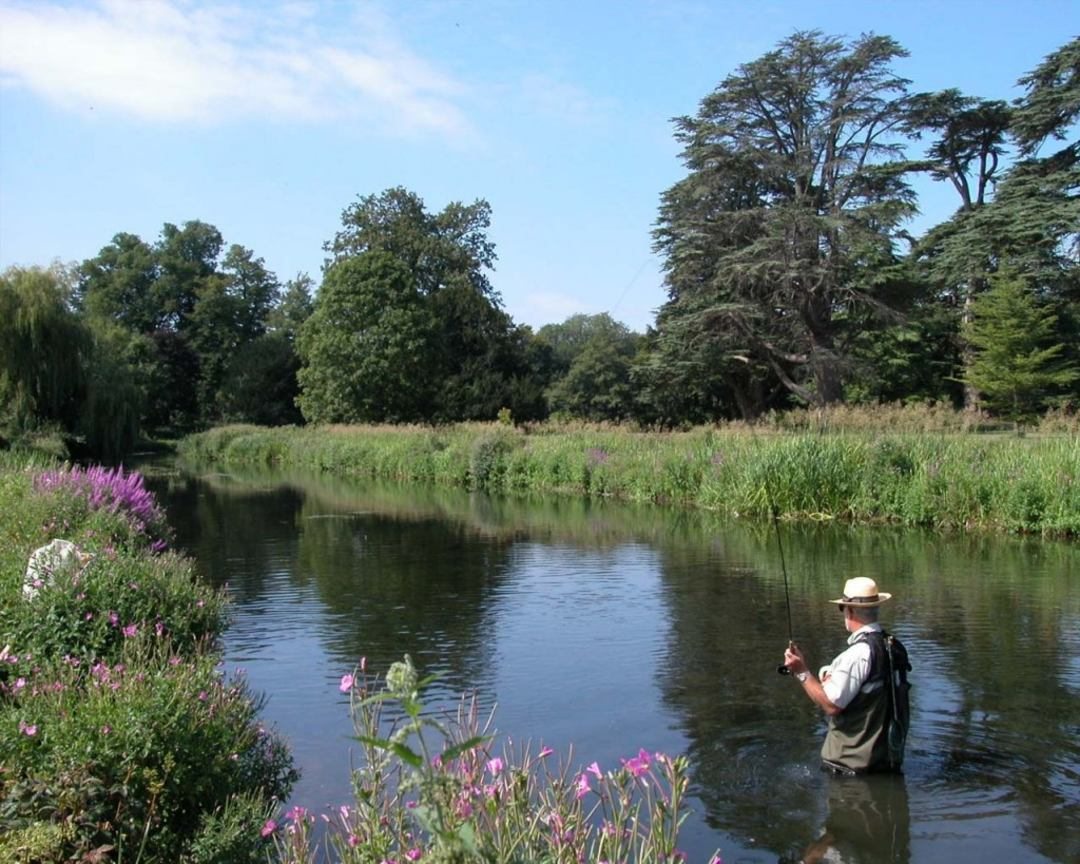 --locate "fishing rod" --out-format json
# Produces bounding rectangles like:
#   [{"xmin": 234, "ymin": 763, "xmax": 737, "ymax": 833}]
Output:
[
  {"xmin": 750, "ymin": 421, "xmax": 796, "ymax": 675},
  {"xmin": 770, "ymin": 496, "xmax": 795, "ymax": 675}
]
